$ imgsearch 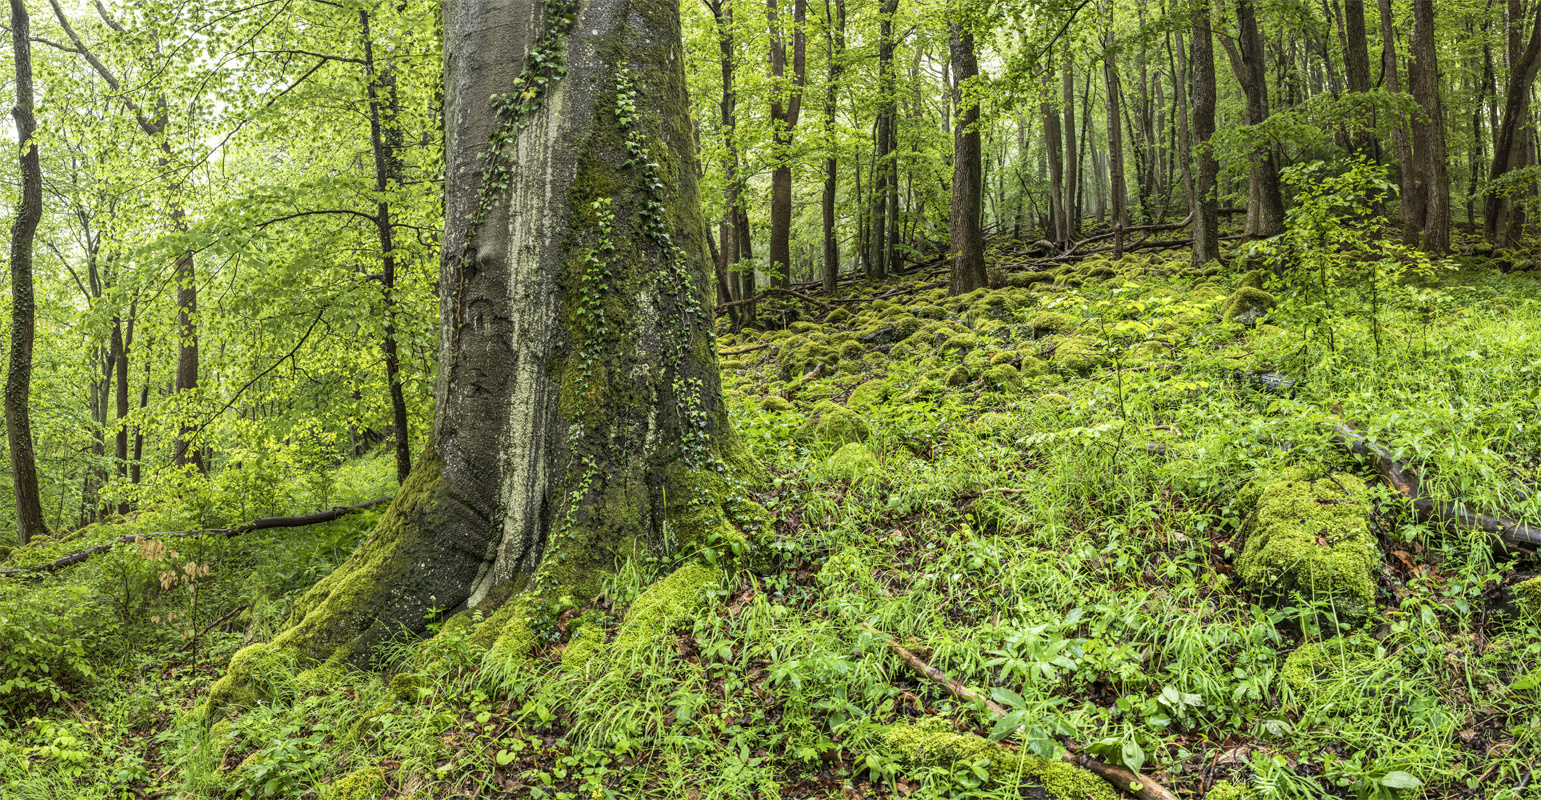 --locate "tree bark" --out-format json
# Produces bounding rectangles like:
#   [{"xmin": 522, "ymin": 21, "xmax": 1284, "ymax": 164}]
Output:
[
  {"xmin": 1233, "ymin": 0, "xmax": 1285, "ymax": 237},
  {"xmin": 361, "ymin": 10, "xmax": 414, "ymax": 484},
  {"xmin": 1408, "ymin": 0, "xmax": 1449, "ymax": 253},
  {"xmin": 202, "ymin": 0, "xmax": 764, "ymax": 706},
  {"xmin": 1061, "ymin": 56, "xmax": 1079, "ymax": 238},
  {"xmin": 767, "ymin": 0, "xmax": 806, "ymax": 288},
  {"xmin": 708, "ymin": 0, "xmax": 751, "ymax": 325},
  {"xmin": 867, "ymin": 0, "xmax": 900, "ymax": 279},
  {"xmin": 1485, "ymin": 0, "xmax": 1541, "ymax": 244},
  {"xmin": 1190, "ymin": 0, "xmax": 1222, "ymax": 267},
  {"xmin": 7, "ymin": 0, "xmax": 47, "ymax": 545},
  {"xmin": 947, "ymin": 20, "xmax": 986, "ymax": 295},
  {"xmin": 114, "ymin": 310, "xmax": 132, "ymax": 517},
  {"xmin": 1376, "ymin": 0, "xmax": 1419, "ymax": 242},
  {"xmin": 821, "ymin": 0, "xmax": 844, "ymax": 293},
  {"xmin": 1103, "ymin": 6, "xmax": 1128, "ymax": 248}
]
